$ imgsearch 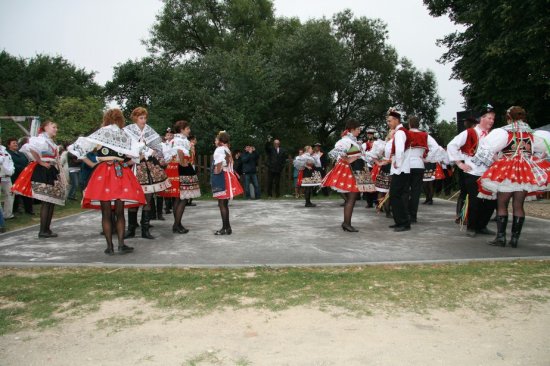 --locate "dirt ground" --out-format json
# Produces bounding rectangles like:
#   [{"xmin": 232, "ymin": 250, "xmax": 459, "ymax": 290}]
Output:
[
  {"xmin": 1, "ymin": 299, "xmax": 549, "ymax": 366},
  {"xmin": 524, "ymin": 199, "xmax": 550, "ymax": 220}
]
